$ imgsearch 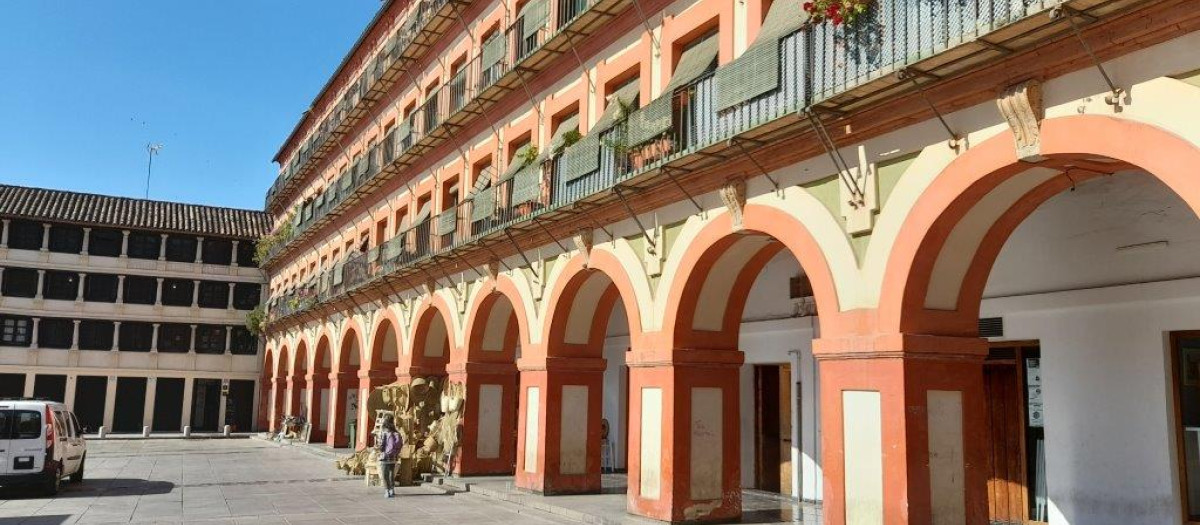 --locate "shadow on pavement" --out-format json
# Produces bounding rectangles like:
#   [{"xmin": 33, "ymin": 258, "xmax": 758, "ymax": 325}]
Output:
[{"xmin": 0, "ymin": 479, "xmax": 175, "ymax": 500}]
